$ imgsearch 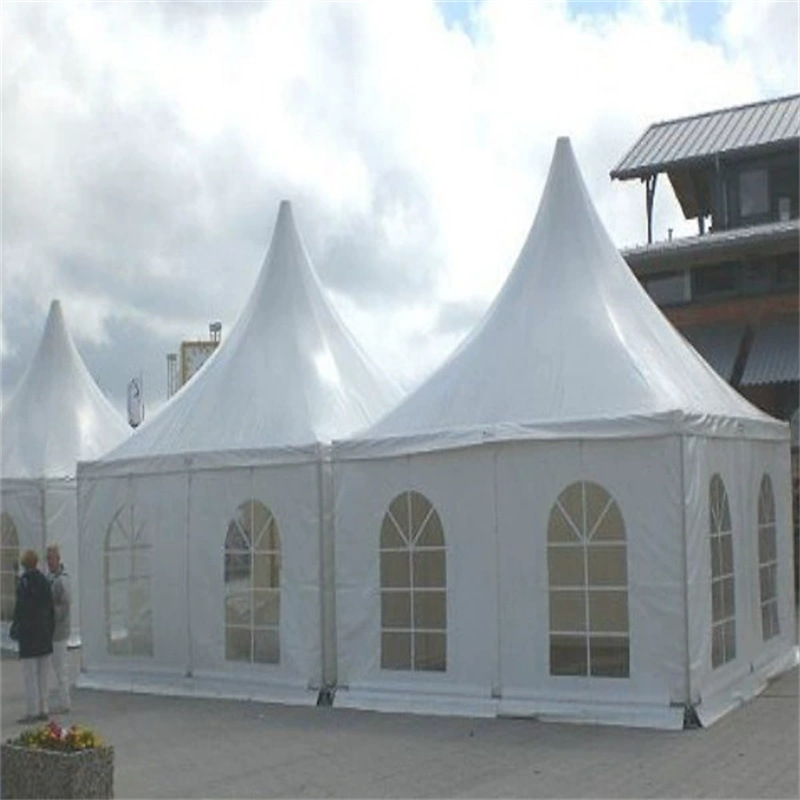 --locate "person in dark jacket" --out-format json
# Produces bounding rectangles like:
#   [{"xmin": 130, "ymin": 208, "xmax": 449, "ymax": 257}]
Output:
[{"xmin": 12, "ymin": 549, "xmax": 55, "ymax": 723}]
